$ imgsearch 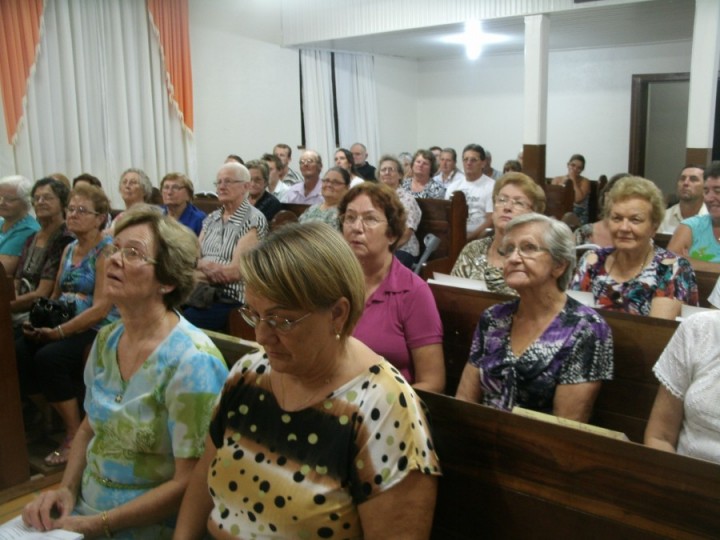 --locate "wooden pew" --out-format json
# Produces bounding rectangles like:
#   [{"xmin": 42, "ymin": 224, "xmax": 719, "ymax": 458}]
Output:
[
  {"xmin": 0, "ymin": 263, "xmax": 30, "ymax": 489},
  {"xmin": 542, "ymin": 181, "xmax": 574, "ymax": 220},
  {"xmin": 695, "ymin": 268, "xmax": 718, "ymax": 307},
  {"xmin": 416, "ymin": 191, "xmax": 468, "ymax": 278},
  {"xmin": 280, "ymin": 203, "xmax": 310, "ymax": 218},
  {"xmin": 419, "ymin": 390, "xmax": 720, "ymax": 539},
  {"xmin": 429, "ymin": 283, "xmax": 679, "ymax": 442}
]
